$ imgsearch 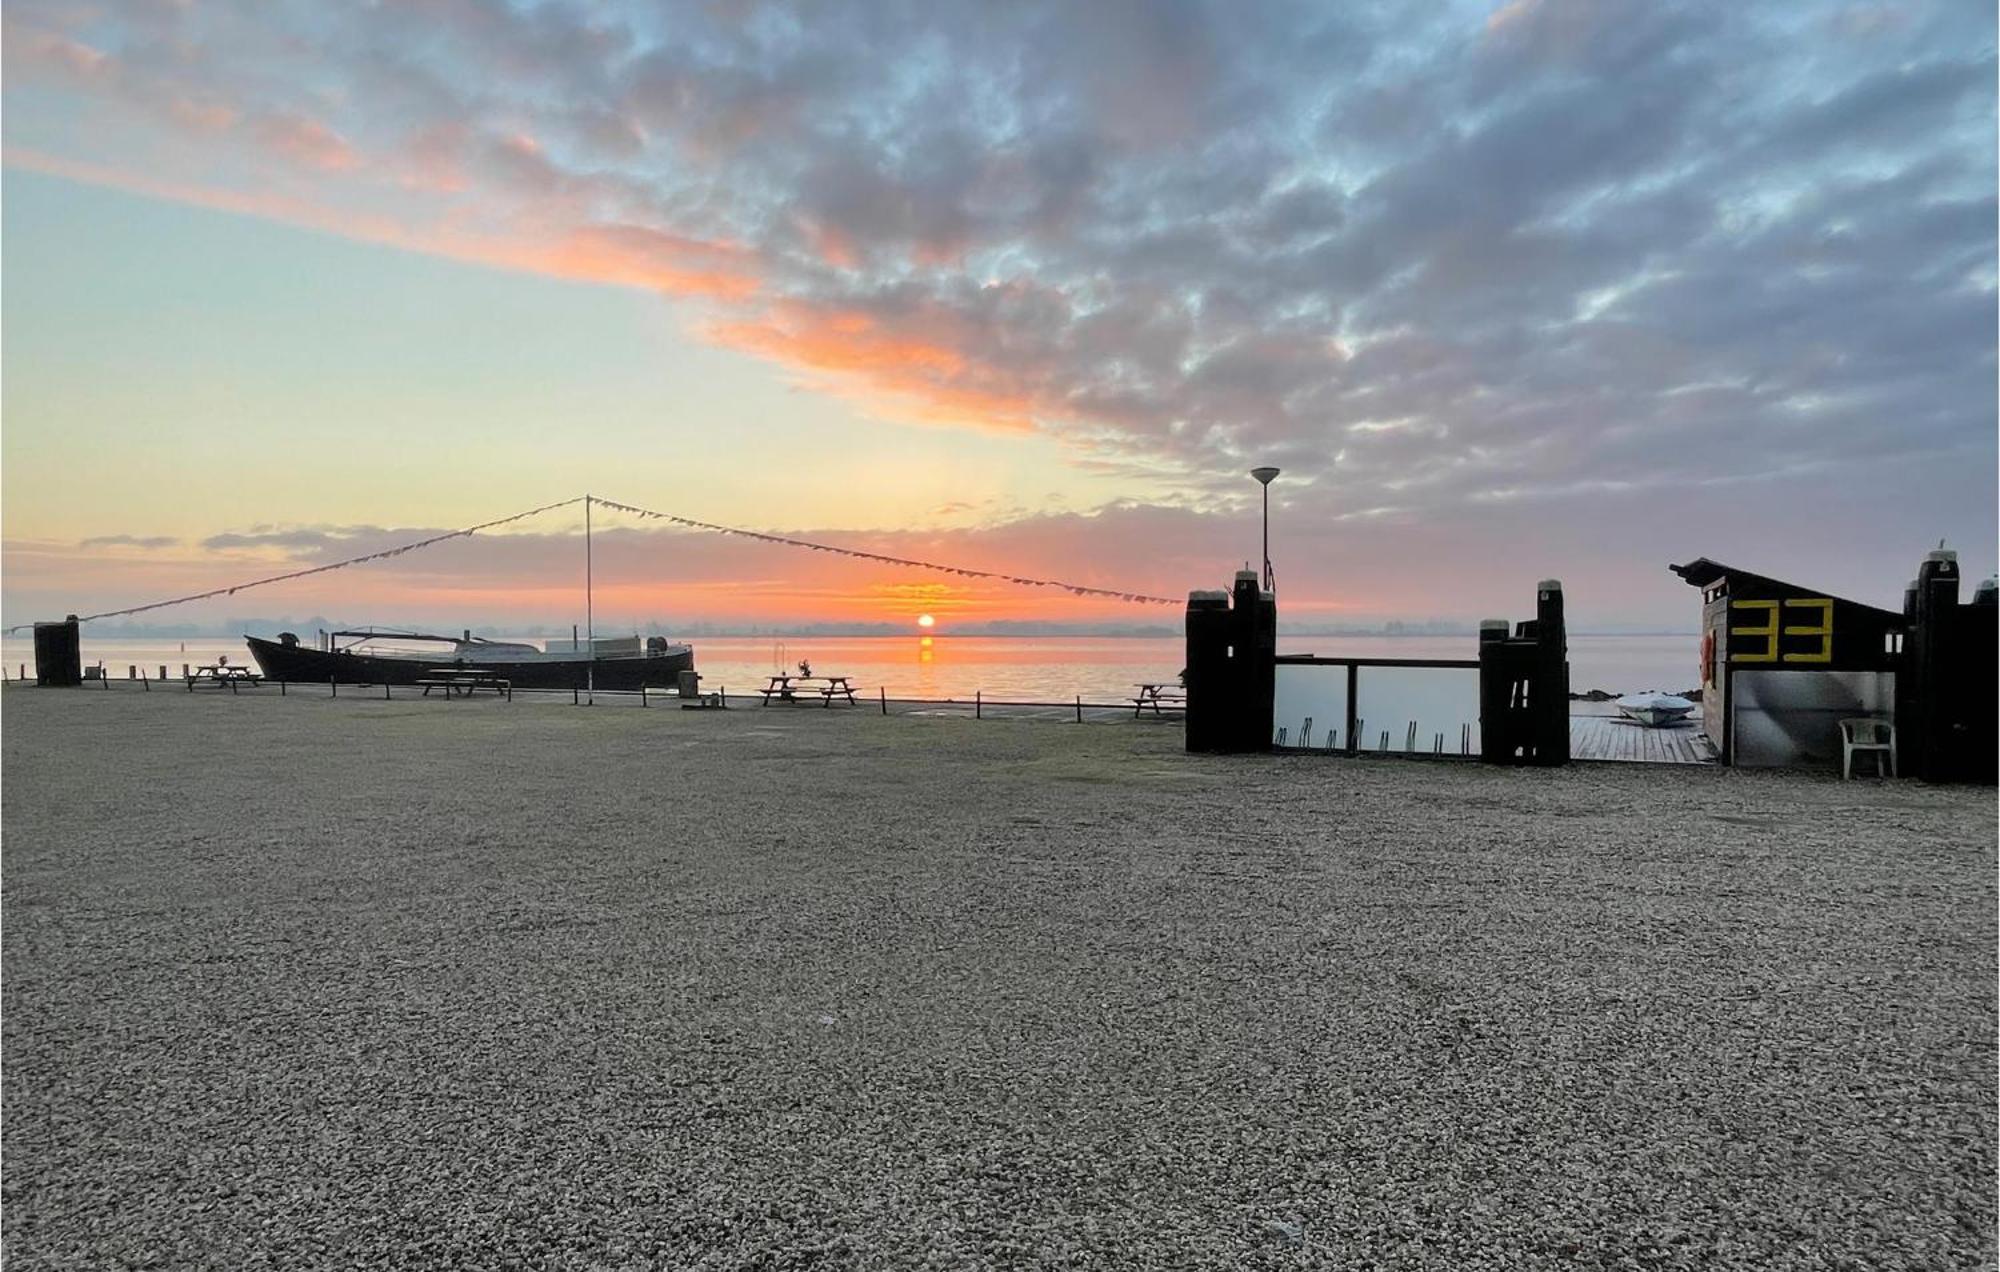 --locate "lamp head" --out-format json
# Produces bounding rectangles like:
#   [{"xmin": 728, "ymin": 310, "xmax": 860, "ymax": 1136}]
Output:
[{"xmin": 1250, "ymin": 466, "xmax": 1281, "ymax": 486}]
